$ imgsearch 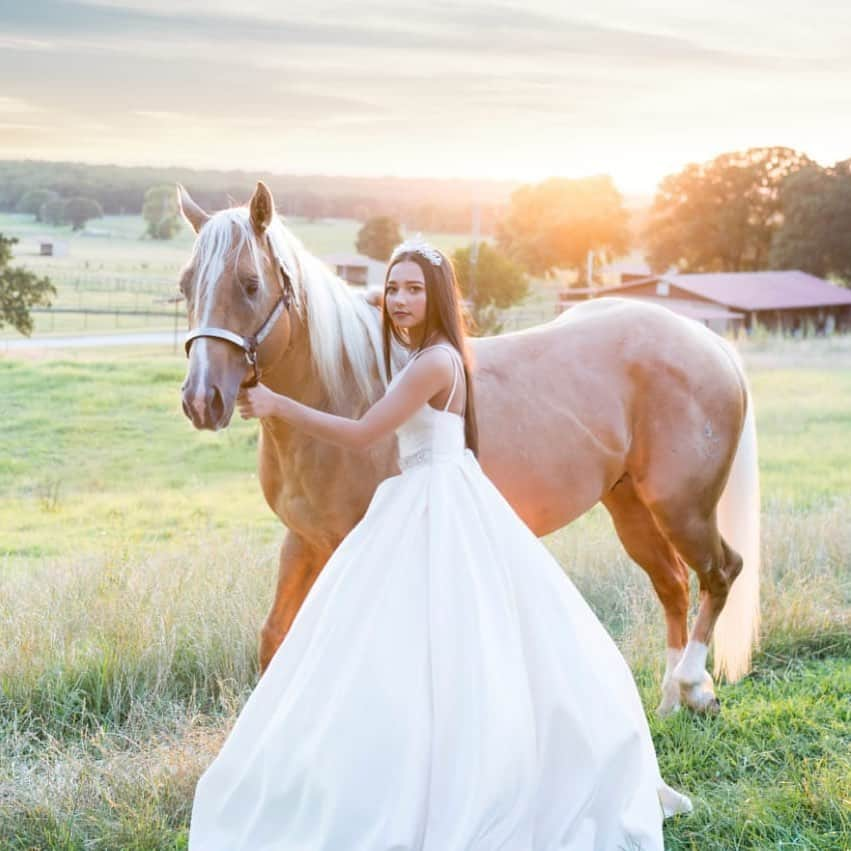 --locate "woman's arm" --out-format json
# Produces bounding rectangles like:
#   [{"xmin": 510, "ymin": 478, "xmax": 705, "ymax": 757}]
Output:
[{"xmin": 236, "ymin": 348, "xmax": 456, "ymax": 451}]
